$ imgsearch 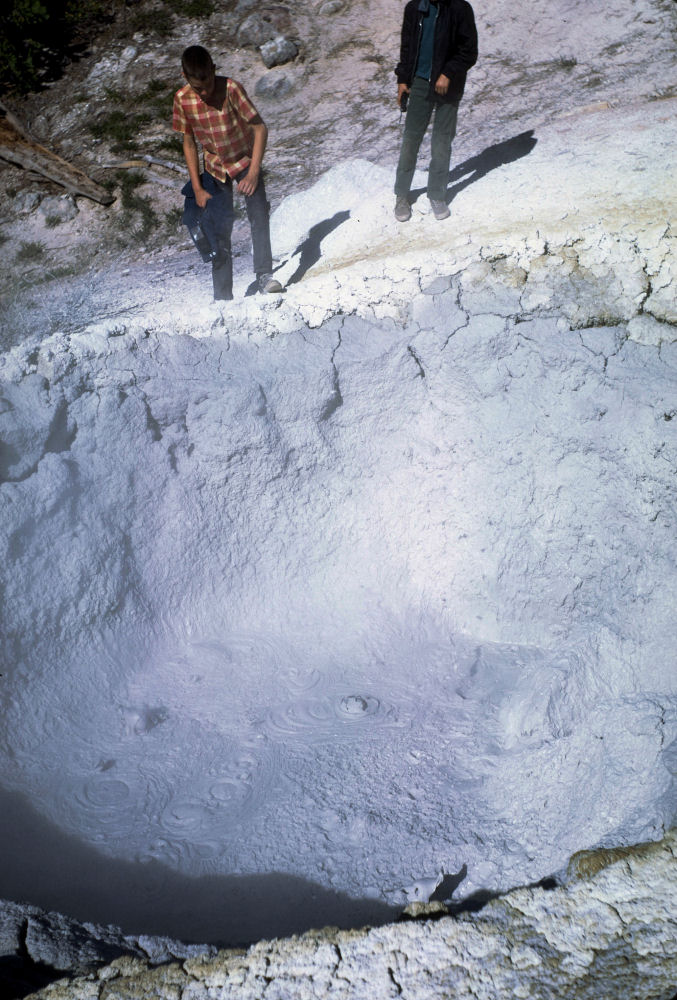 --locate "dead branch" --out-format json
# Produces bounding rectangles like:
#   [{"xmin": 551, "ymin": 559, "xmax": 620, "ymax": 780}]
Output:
[
  {"xmin": 98, "ymin": 156, "xmax": 184, "ymax": 188},
  {"xmin": 0, "ymin": 100, "xmax": 115, "ymax": 206}
]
